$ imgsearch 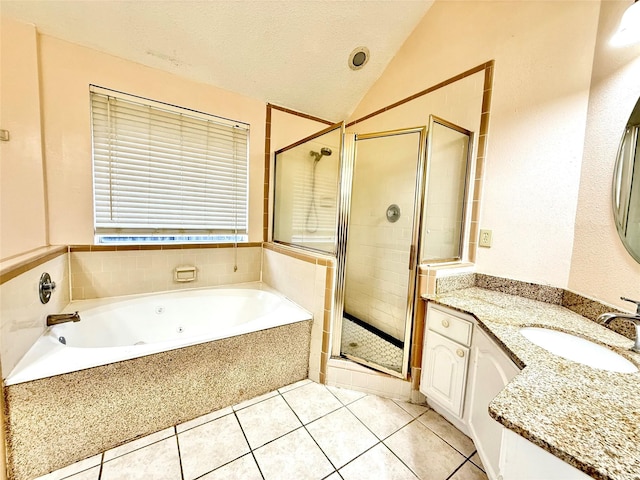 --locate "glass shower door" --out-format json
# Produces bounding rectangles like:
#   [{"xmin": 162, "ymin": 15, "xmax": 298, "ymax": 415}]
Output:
[
  {"xmin": 340, "ymin": 128, "xmax": 426, "ymax": 378},
  {"xmin": 273, "ymin": 124, "xmax": 343, "ymax": 253}
]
